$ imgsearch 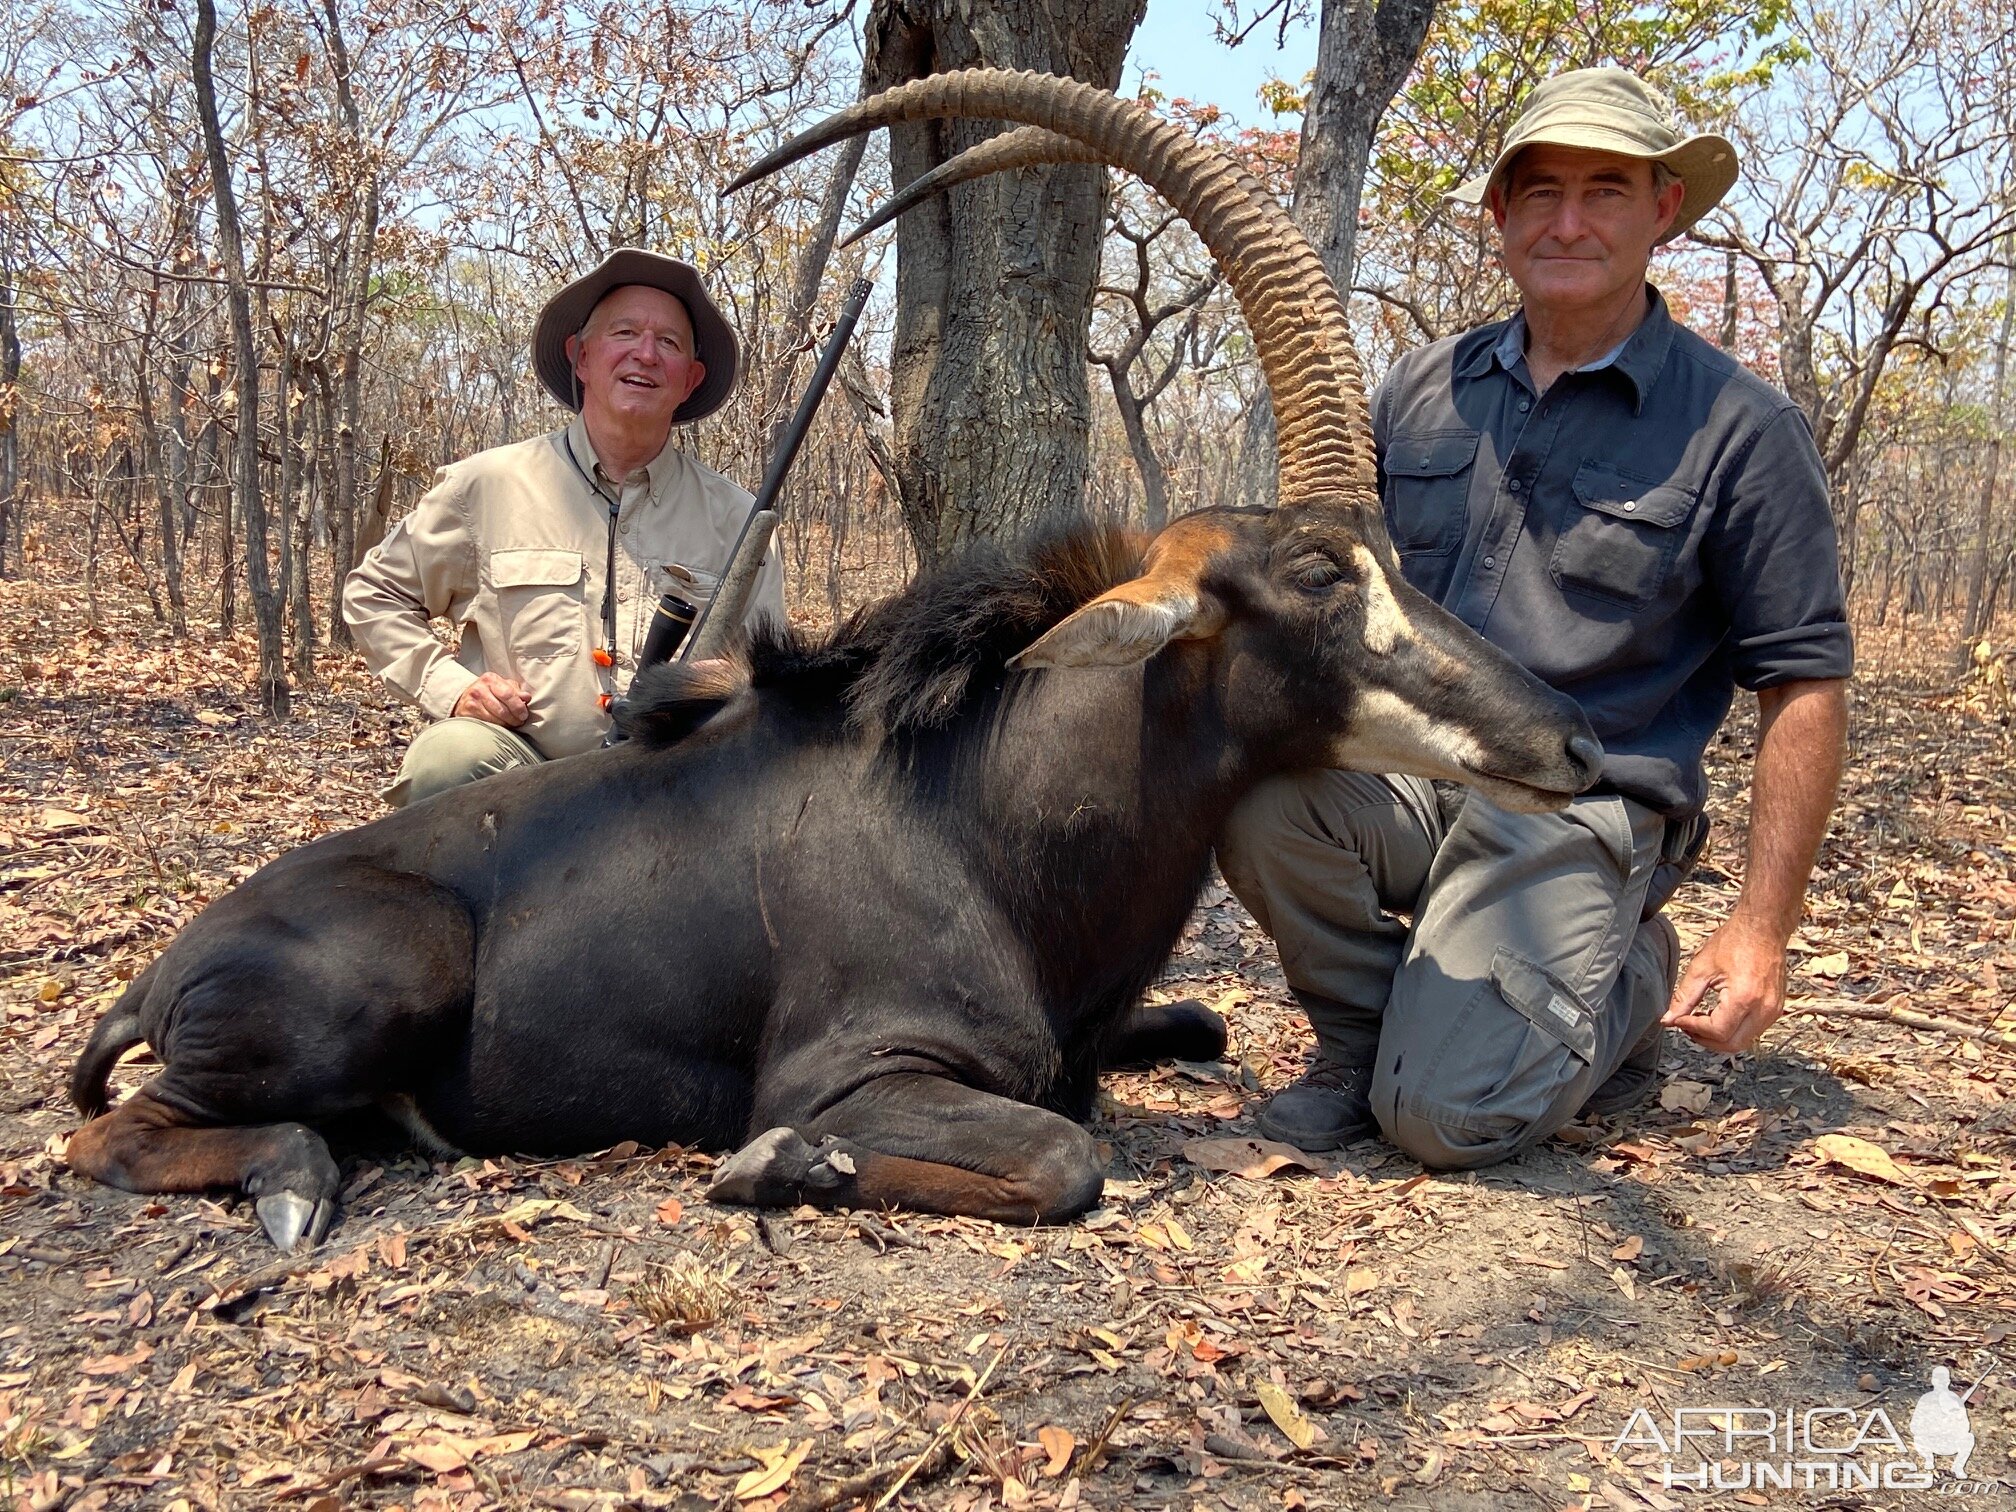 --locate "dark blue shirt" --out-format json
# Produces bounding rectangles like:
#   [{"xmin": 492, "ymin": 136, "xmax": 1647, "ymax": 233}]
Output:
[{"xmin": 1372, "ymin": 286, "xmax": 1853, "ymax": 818}]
